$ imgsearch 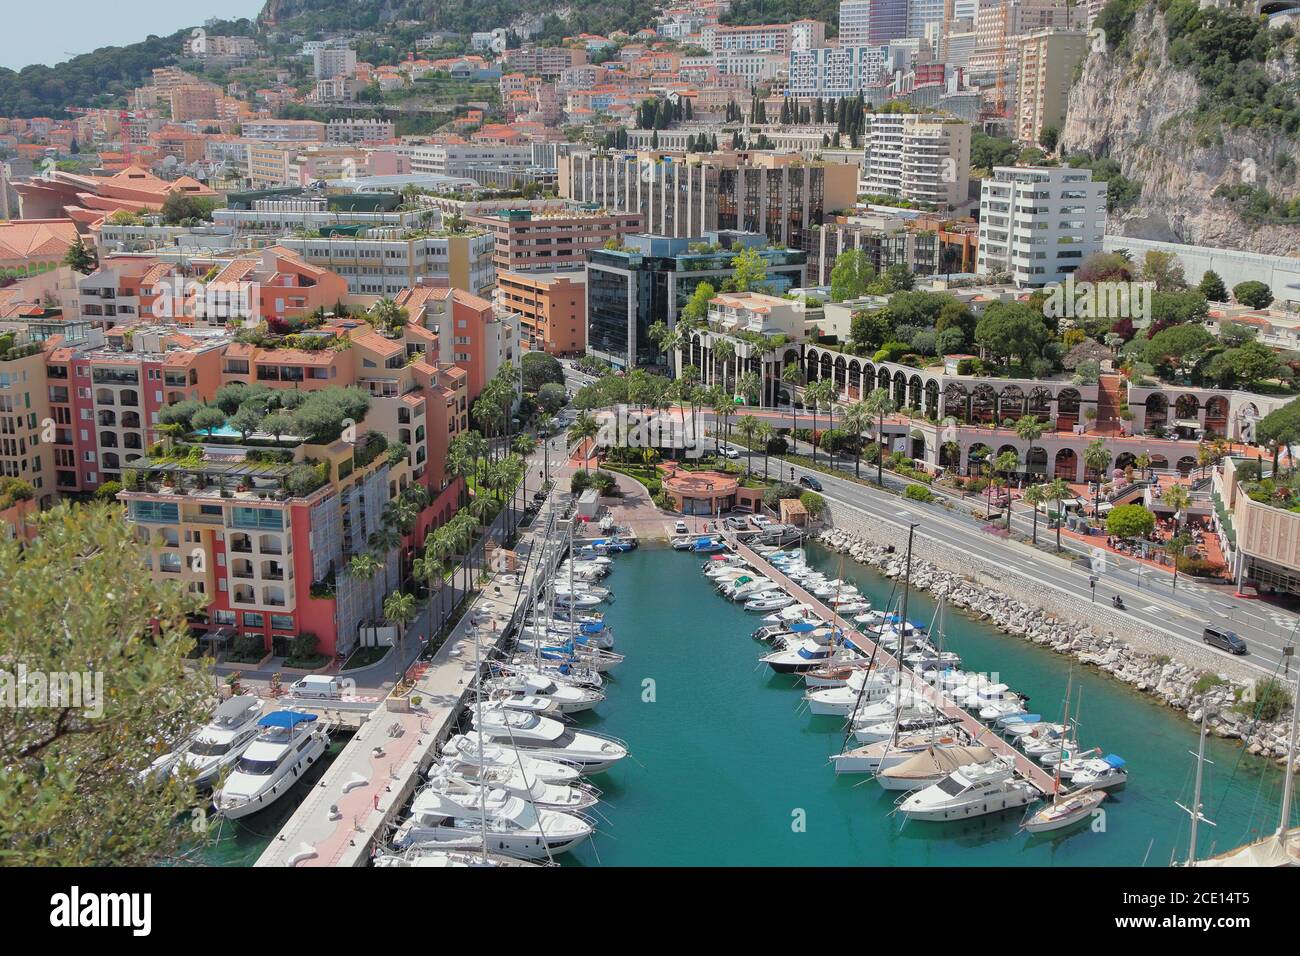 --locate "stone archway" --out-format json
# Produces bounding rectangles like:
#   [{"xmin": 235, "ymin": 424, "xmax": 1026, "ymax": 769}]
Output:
[
  {"xmin": 943, "ymin": 383, "xmax": 969, "ymax": 422},
  {"xmin": 1054, "ymin": 448, "xmax": 1079, "ymax": 481},
  {"xmin": 999, "ymin": 385, "xmax": 1025, "ymax": 424}
]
